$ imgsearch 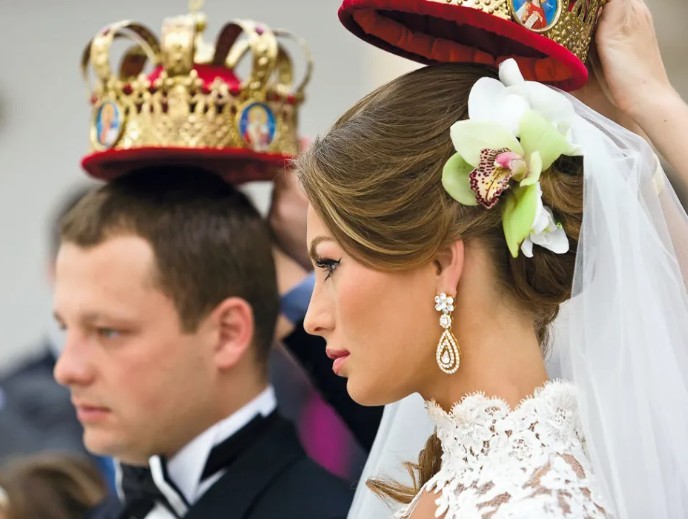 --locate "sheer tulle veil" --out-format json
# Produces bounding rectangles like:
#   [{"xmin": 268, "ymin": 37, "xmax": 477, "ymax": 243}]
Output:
[{"xmin": 348, "ymin": 82, "xmax": 688, "ymax": 519}]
